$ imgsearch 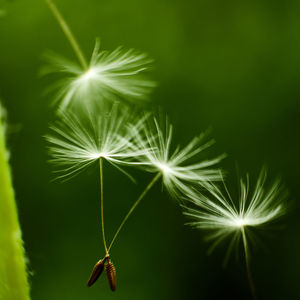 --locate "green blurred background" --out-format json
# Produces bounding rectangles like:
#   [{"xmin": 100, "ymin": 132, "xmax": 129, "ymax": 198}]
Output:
[{"xmin": 0, "ymin": 0, "xmax": 299, "ymax": 299}]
